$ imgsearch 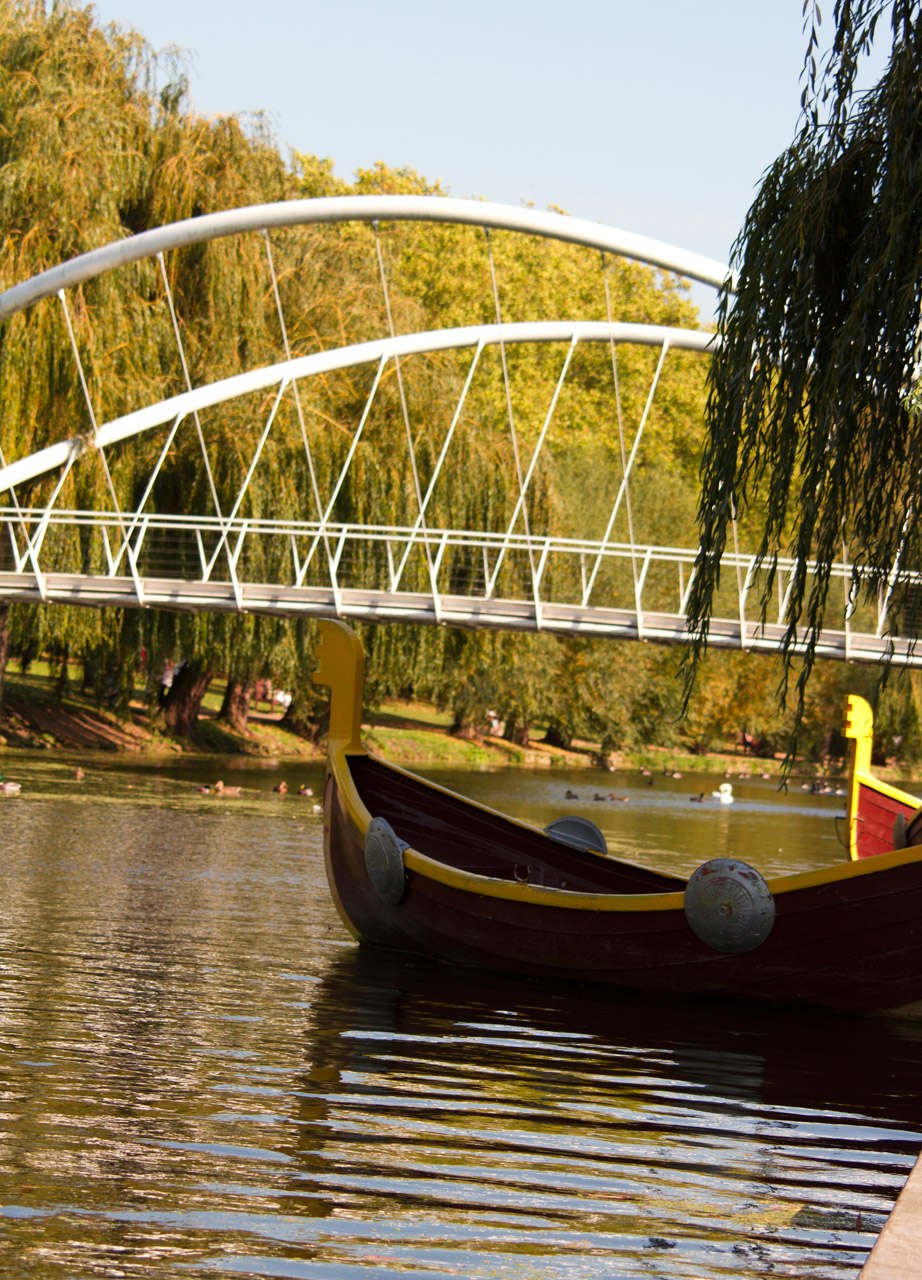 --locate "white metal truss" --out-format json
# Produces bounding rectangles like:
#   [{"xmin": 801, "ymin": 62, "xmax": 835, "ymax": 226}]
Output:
[
  {"xmin": 0, "ymin": 195, "xmax": 733, "ymax": 322},
  {"xmin": 0, "ymin": 194, "xmax": 914, "ymax": 667},
  {"xmin": 0, "ymin": 321, "xmax": 715, "ymax": 494}
]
